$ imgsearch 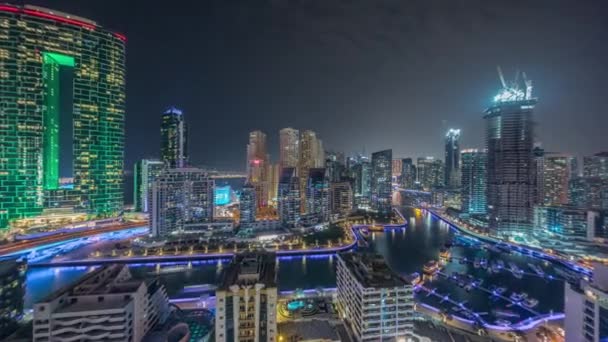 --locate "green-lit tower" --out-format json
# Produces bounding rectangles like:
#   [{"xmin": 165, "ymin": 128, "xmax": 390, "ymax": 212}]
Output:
[{"xmin": 0, "ymin": 5, "xmax": 126, "ymax": 228}]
